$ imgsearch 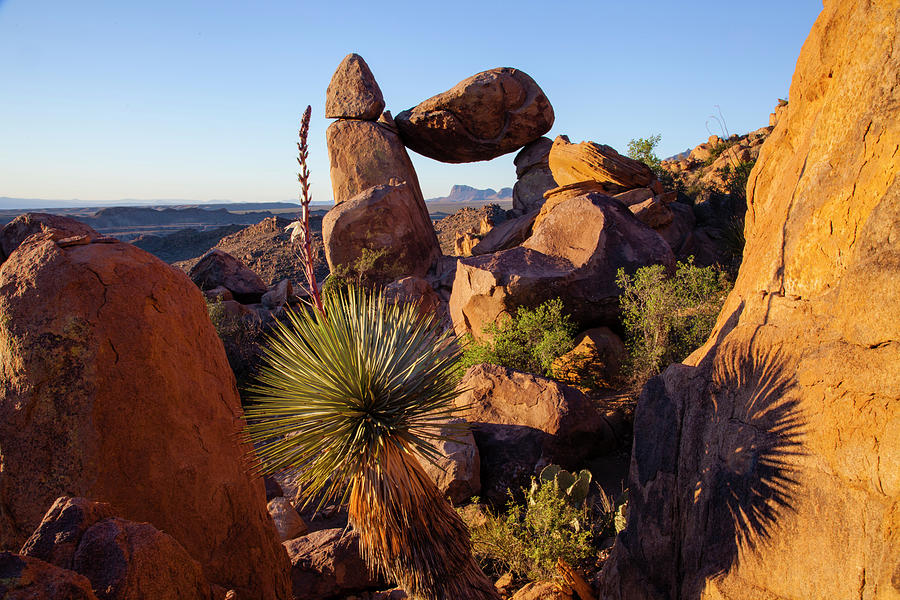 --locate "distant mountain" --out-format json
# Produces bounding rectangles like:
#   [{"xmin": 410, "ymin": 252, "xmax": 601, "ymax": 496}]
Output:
[
  {"xmin": 426, "ymin": 185, "xmax": 513, "ymax": 204},
  {"xmin": 0, "ymin": 197, "xmax": 307, "ymax": 211}
]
